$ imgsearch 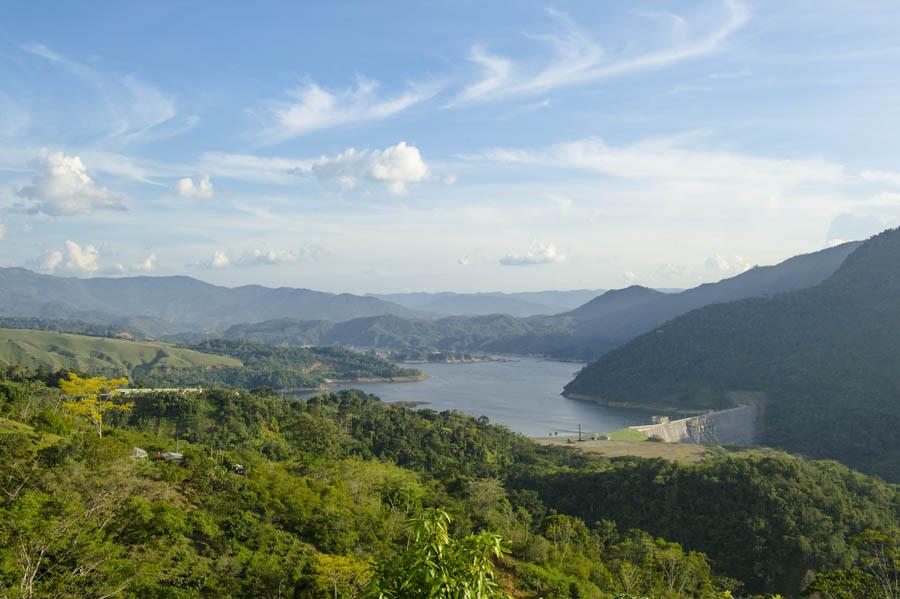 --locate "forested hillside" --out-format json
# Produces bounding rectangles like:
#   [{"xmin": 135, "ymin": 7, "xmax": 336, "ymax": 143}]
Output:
[
  {"xmin": 565, "ymin": 227, "xmax": 900, "ymax": 481},
  {"xmin": 0, "ymin": 329, "xmax": 419, "ymax": 391},
  {"xmin": 0, "ymin": 366, "xmax": 896, "ymax": 597},
  {"xmin": 11, "ymin": 325, "xmax": 888, "ymax": 598}
]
